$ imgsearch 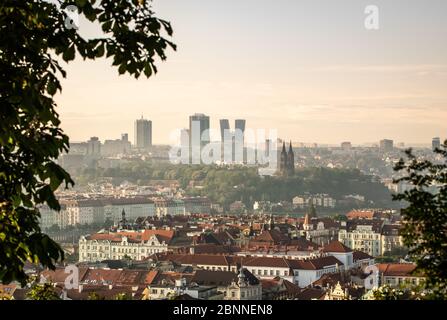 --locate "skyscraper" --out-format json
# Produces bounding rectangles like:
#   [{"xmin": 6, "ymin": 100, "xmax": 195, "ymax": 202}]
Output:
[
  {"xmin": 86, "ymin": 137, "xmax": 101, "ymax": 156},
  {"xmin": 219, "ymin": 119, "xmax": 230, "ymax": 142},
  {"xmin": 189, "ymin": 113, "xmax": 210, "ymax": 163},
  {"xmin": 235, "ymin": 119, "xmax": 246, "ymax": 135},
  {"xmin": 134, "ymin": 116, "xmax": 152, "ymax": 150},
  {"xmin": 379, "ymin": 139, "xmax": 394, "ymax": 152},
  {"xmin": 432, "ymin": 137, "xmax": 441, "ymax": 150},
  {"xmin": 189, "ymin": 113, "xmax": 210, "ymax": 146},
  {"xmin": 265, "ymin": 139, "xmax": 272, "ymax": 157},
  {"xmin": 234, "ymin": 119, "xmax": 246, "ymax": 163}
]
